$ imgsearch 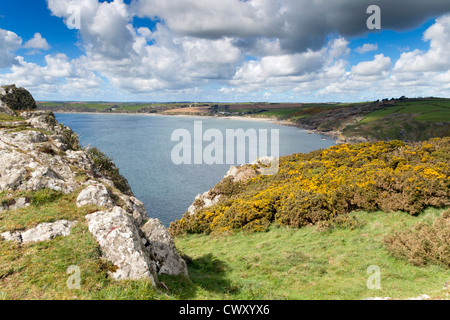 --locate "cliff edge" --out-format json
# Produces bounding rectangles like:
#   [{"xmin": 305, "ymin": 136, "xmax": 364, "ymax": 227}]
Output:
[{"xmin": 0, "ymin": 85, "xmax": 187, "ymax": 289}]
